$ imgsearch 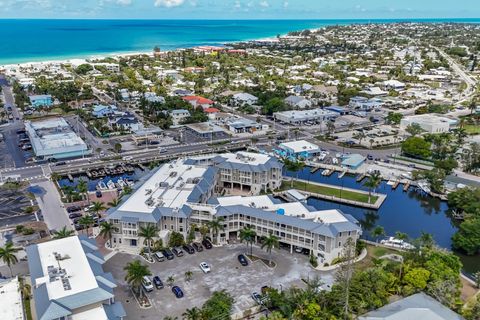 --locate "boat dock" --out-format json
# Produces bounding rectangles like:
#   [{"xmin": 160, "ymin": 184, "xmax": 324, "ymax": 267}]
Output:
[
  {"xmin": 356, "ymin": 174, "xmax": 366, "ymax": 182},
  {"xmin": 338, "ymin": 171, "xmax": 346, "ymax": 179},
  {"xmin": 403, "ymin": 181, "xmax": 410, "ymax": 191},
  {"xmin": 310, "ymin": 167, "xmax": 321, "ymax": 174},
  {"xmin": 391, "ymin": 180, "xmax": 400, "ymax": 190}
]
